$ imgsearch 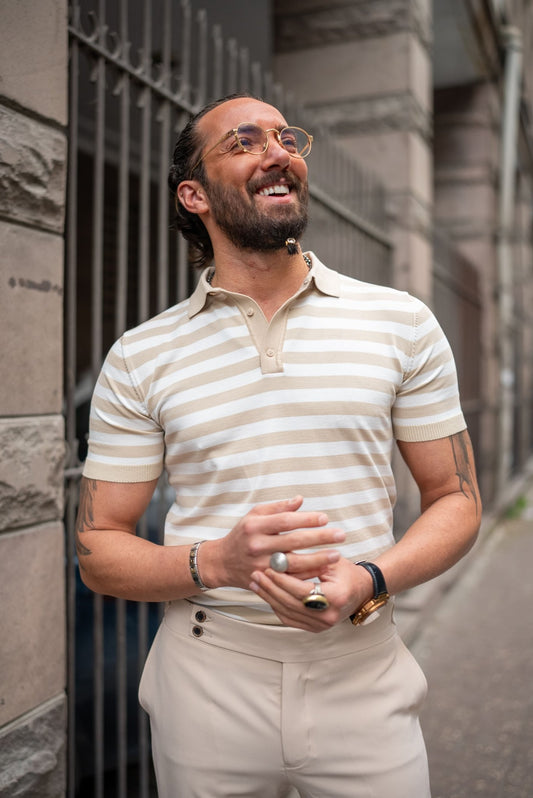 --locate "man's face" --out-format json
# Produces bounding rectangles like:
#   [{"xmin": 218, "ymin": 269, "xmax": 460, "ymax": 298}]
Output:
[{"xmin": 196, "ymin": 98, "xmax": 309, "ymax": 251}]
